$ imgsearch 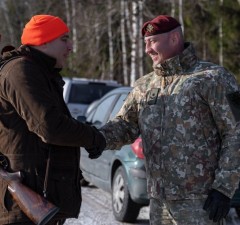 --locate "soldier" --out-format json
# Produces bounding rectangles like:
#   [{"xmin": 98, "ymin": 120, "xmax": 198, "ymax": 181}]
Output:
[
  {"xmin": 0, "ymin": 15, "xmax": 105, "ymax": 225},
  {"xmin": 90, "ymin": 15, "xmax": 240, "ymax": 224}
]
